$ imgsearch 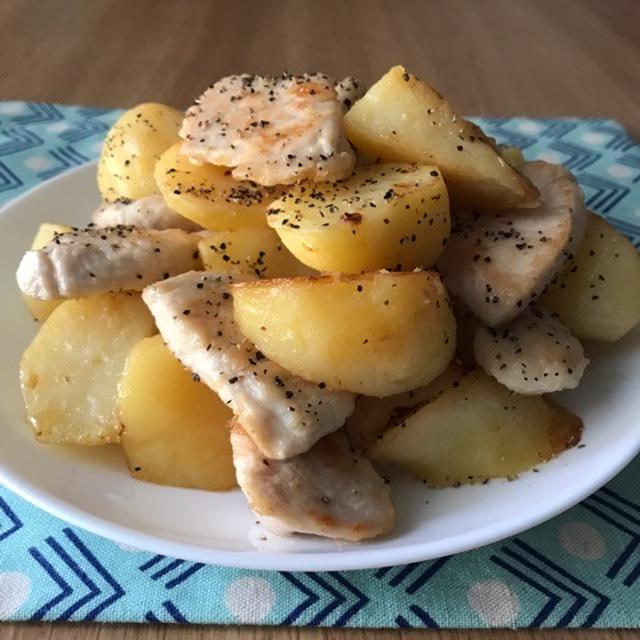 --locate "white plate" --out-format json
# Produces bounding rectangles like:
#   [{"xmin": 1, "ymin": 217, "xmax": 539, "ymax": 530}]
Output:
[{"xmin": 1, "ymin": 163, "xmax": 639, "ymax": 571}]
